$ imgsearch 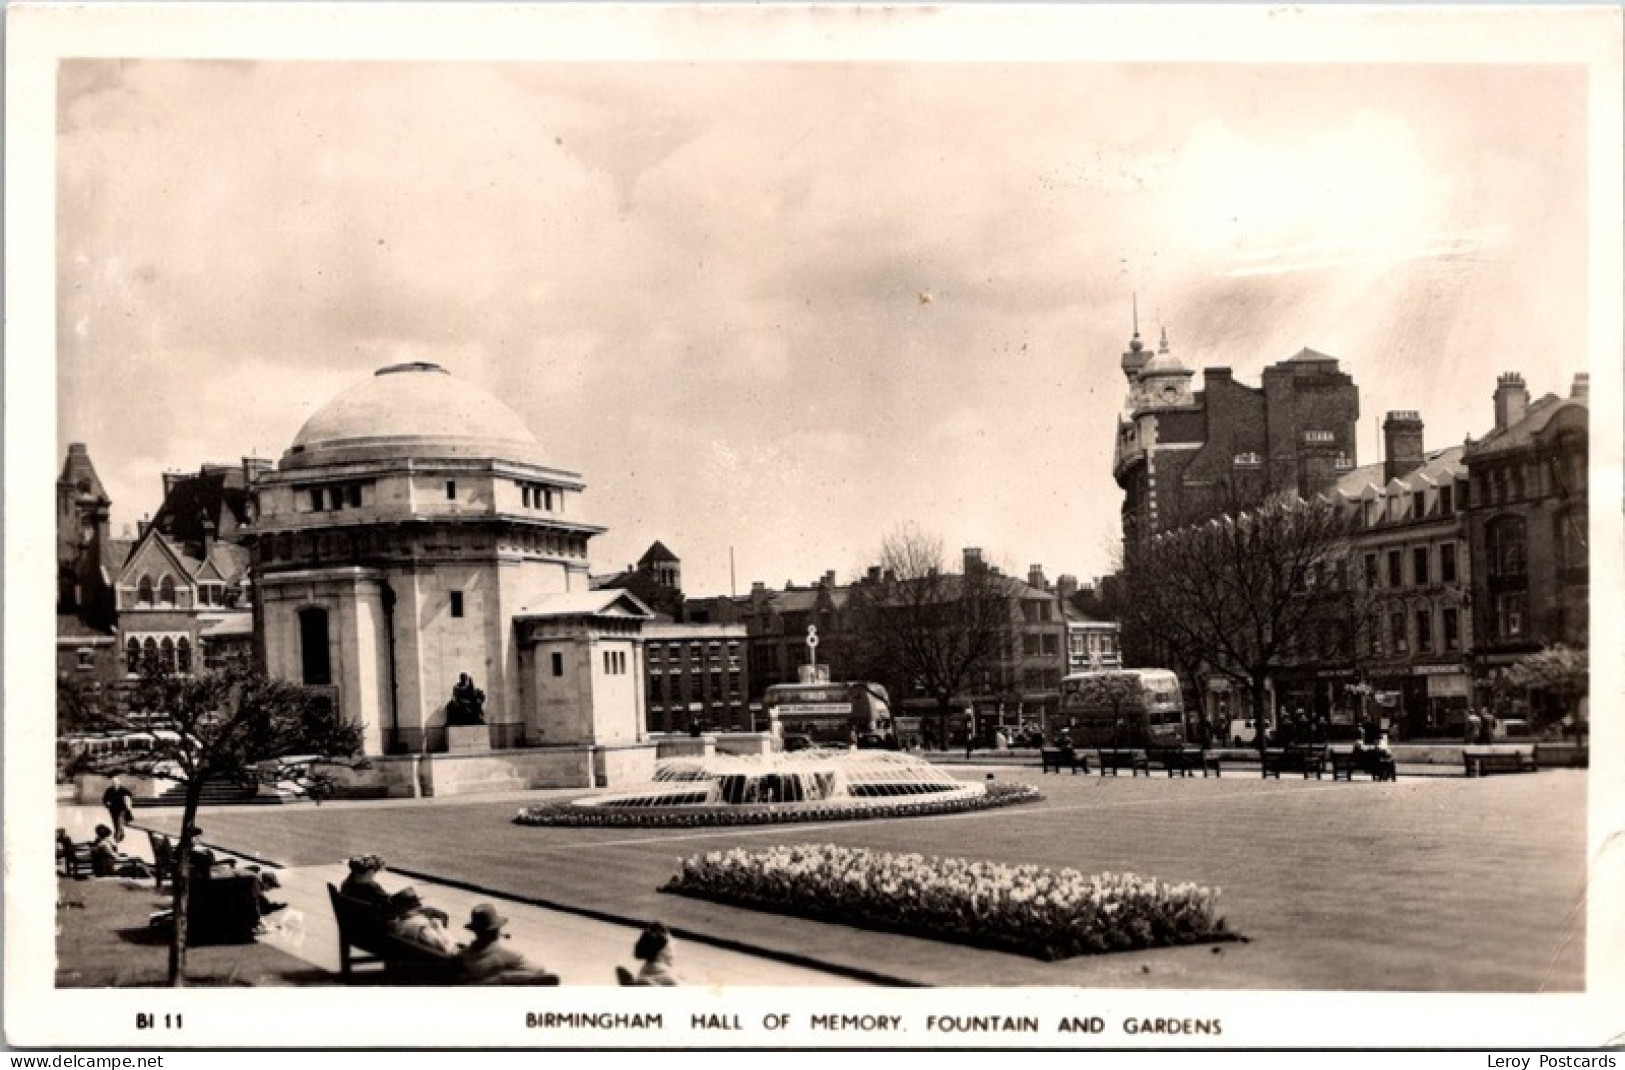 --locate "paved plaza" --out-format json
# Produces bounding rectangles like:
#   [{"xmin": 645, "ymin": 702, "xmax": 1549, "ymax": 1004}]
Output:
[{"xmin": 118, "ymin": 762, "xmax": 1588, "ymax": 991}]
